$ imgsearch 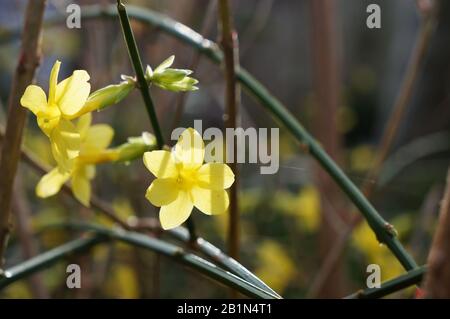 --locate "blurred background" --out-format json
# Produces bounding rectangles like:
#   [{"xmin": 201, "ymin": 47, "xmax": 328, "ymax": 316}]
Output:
[{"xmin": 0, "ymin": 0, "xmax": 449, "ymax": 298}]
